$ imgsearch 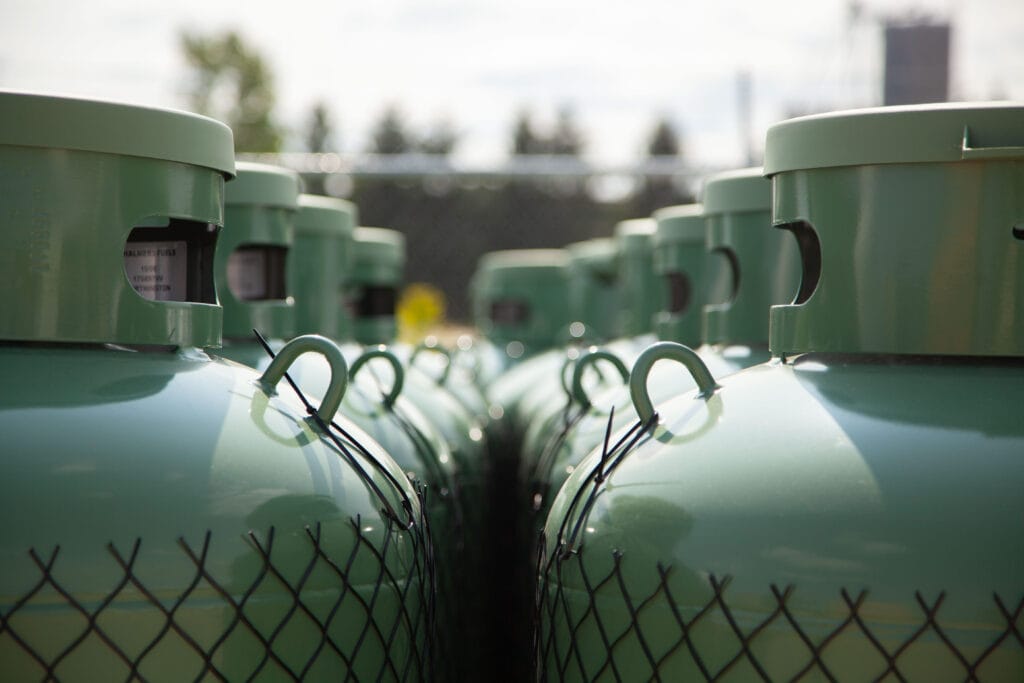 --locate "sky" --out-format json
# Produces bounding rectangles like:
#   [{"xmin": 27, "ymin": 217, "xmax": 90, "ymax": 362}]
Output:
[{"xmin": 1, "ymin": 0, "xmax": 1021, "ymax": 168}]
